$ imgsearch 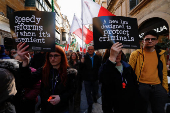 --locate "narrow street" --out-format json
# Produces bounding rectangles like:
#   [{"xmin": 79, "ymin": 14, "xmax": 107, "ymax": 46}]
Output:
[{"xmin": 80, "ymin": 82, "xmax": 103, "ymax": 113}]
